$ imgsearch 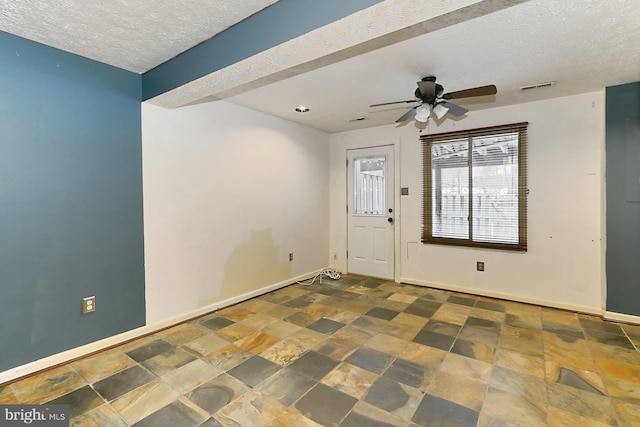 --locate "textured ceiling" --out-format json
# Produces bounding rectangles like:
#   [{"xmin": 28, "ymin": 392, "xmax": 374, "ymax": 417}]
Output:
[
  {"xmin": 2, "ymin": 0, "xmax": 639, "ymax": 133},
  {"xmin": 0, "ymin": 0, "xmax": 277, "ymax": 73}
]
